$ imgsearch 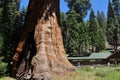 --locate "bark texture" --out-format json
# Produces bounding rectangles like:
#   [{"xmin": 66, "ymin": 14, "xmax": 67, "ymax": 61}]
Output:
[{"xmin": 12, "ymin": 0, "xmax": 75, "ymax": 80}]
